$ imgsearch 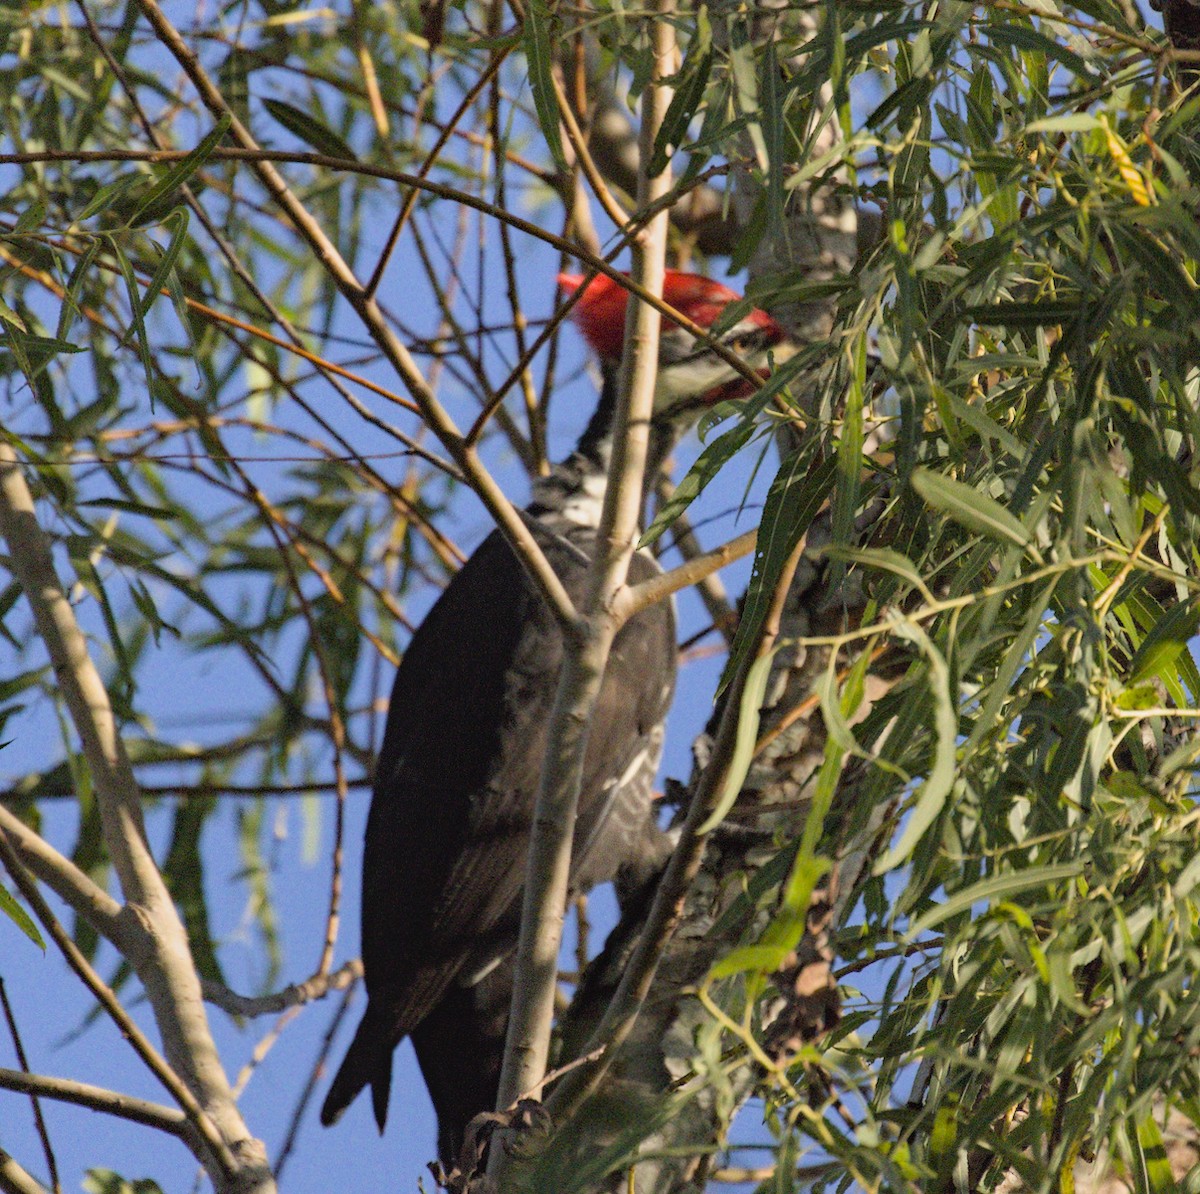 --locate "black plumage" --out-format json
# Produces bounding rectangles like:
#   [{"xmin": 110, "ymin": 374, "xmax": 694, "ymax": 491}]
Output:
[
  {"xmin": 320, "ymin": 271, "xmax": 790, "ymax": 1161},
  {"xmin": 321, "ymin": 518, "xmax": 673, "ymax": 1136}
]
